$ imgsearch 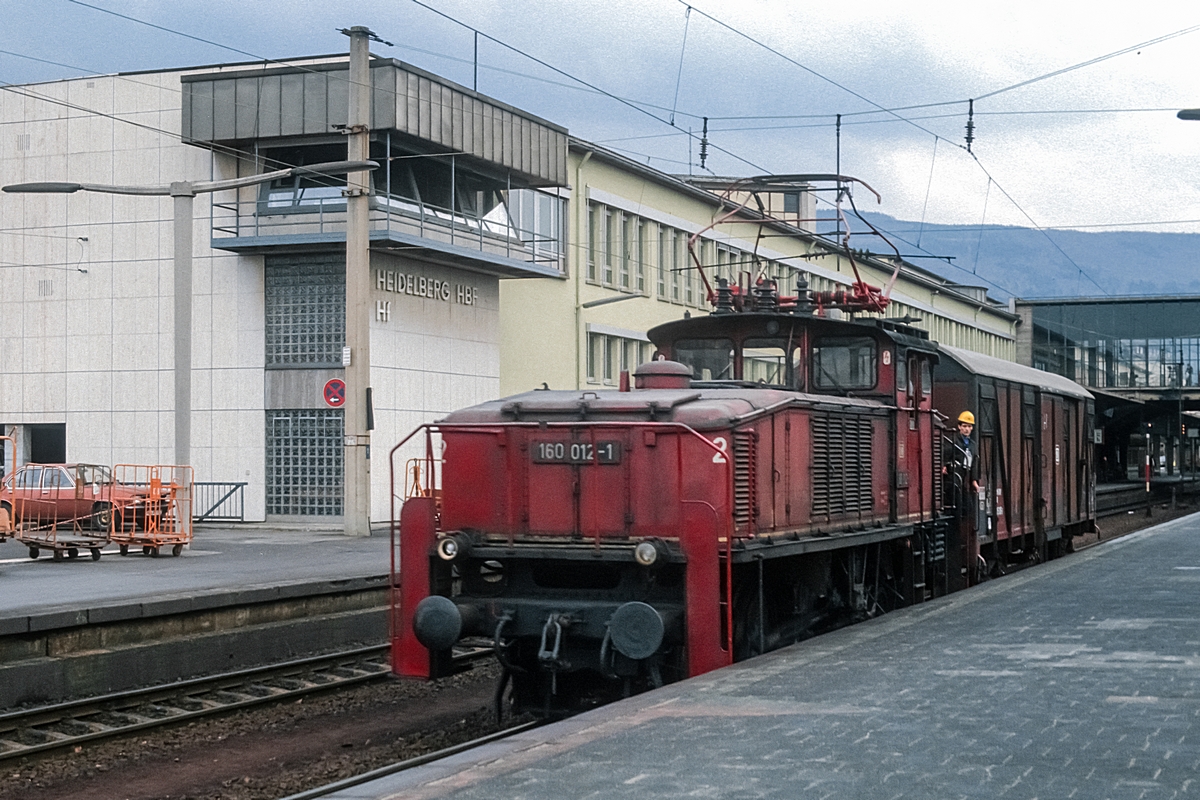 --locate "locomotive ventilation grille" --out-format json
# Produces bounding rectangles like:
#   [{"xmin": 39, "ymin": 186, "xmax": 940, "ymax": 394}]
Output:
[
  {"xmin": 732, "ymin": 430, "xmax": 757, "ymax": 529},
  {"xmin": 811, "ymin": 415, "xmax": 874, "ymax": 518}
]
